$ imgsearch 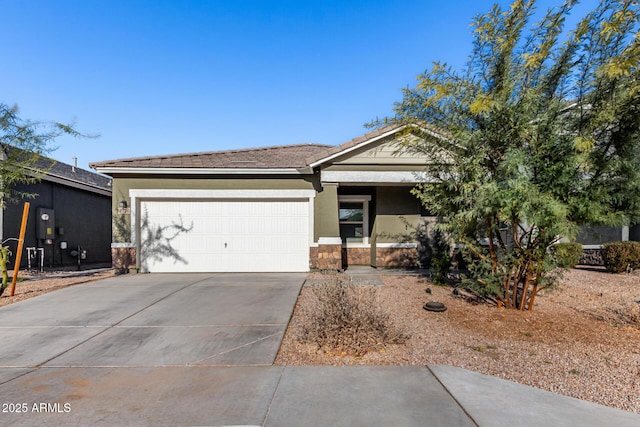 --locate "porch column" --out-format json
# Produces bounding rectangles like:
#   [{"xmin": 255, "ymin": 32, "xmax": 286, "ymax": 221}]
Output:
[{"xmin": 310, "ymin": 183, "xmax": 342, "ymax": 270}]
